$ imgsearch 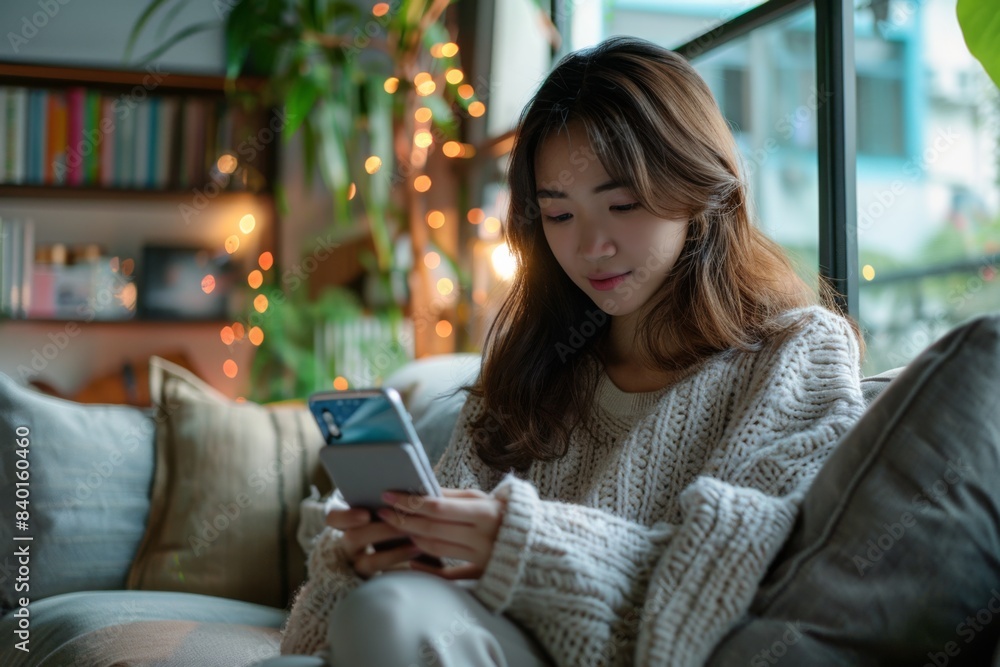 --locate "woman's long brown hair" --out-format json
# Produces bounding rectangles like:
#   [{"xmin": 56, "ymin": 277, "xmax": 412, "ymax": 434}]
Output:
[{"xmin": 466, "ymin": 36, "xmax": 853, "ymax": 472}]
